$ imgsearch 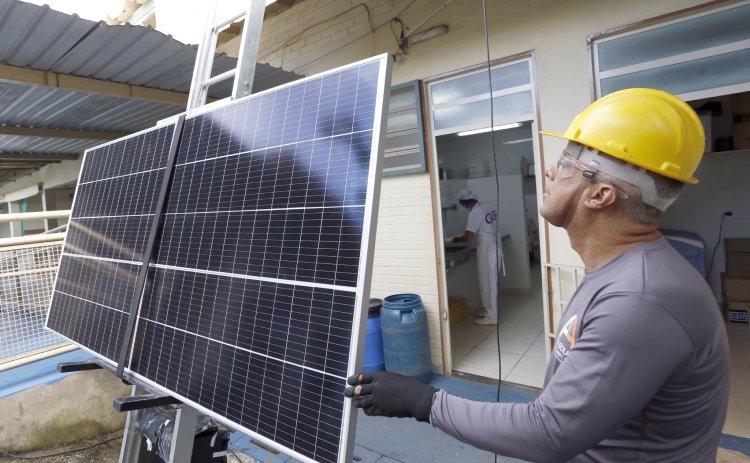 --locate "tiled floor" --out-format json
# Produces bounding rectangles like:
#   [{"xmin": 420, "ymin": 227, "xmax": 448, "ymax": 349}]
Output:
[
  {"xmin": 450, "ymin": 267, "xmax": 750, "ymax": 441},
  {"xmin": 450, "ymin": 264, "xmax": 547, "ymax": 388}
]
